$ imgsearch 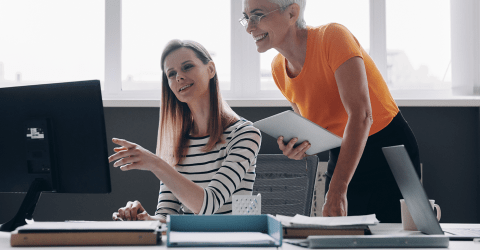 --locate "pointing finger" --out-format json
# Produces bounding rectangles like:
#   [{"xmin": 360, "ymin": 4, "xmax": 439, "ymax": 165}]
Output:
[{"xmin": 112, "ymin": 138, "xmax": 136, "ymax": 149}]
